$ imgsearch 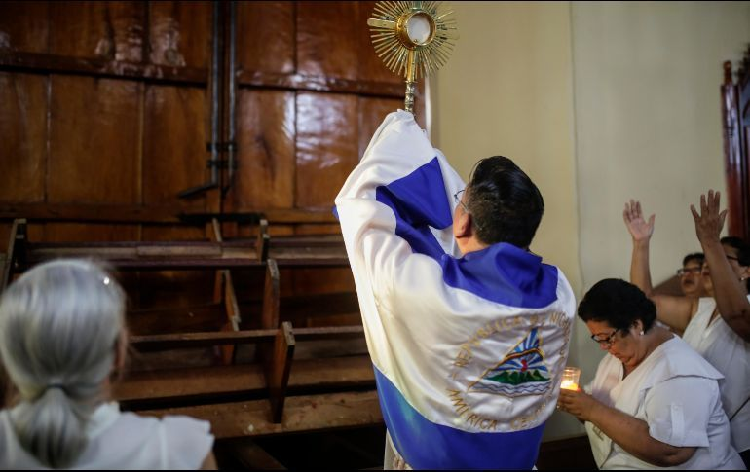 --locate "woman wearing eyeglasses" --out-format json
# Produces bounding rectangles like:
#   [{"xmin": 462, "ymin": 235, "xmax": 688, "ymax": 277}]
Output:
[
  {"xmin": 557, "ymin": 279, "xmax": 743, "ymax": 469},
  {"xmin": 623, "ymin": 193, "xmax": 750, "ymax": 466},
  {"xmin": 677, "ymin": 252, "xmax": 706, "ymax": 300}
]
